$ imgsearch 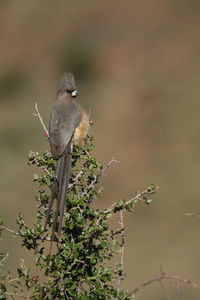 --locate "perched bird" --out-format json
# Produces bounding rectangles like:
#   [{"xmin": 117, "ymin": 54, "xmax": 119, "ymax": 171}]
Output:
[{"xmin": 45, "ymin": 73, "xmax": 90, "ymax": 235}]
